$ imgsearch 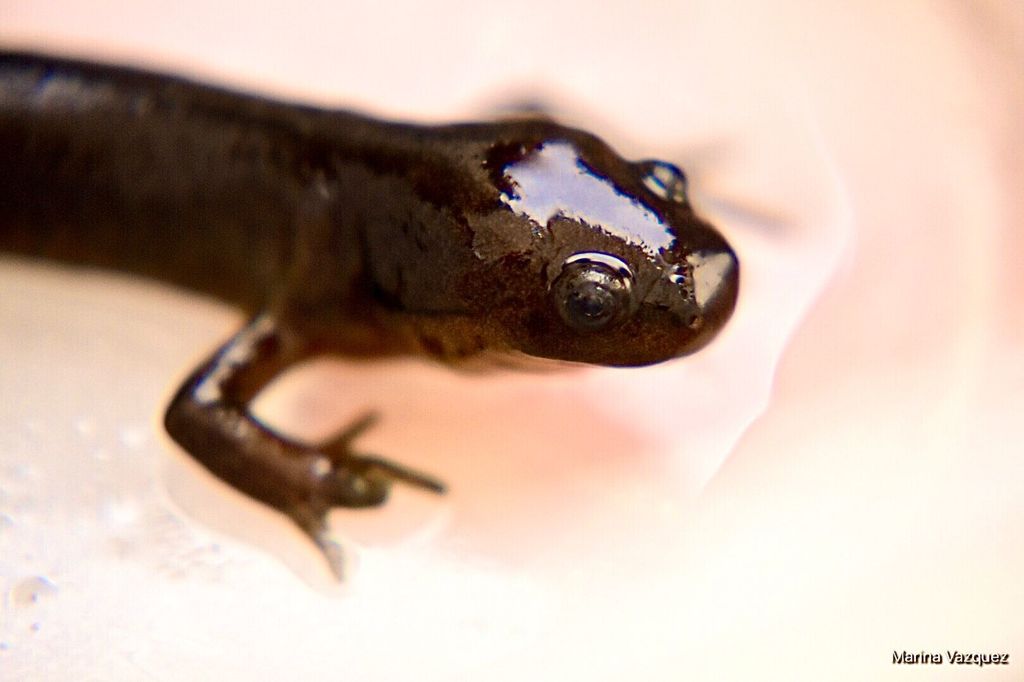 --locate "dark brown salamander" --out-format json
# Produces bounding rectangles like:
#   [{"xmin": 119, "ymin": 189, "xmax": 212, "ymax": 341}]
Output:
[{"xmin": 0, "ymin": 51, "xmax": 739, "ymax": 577}]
